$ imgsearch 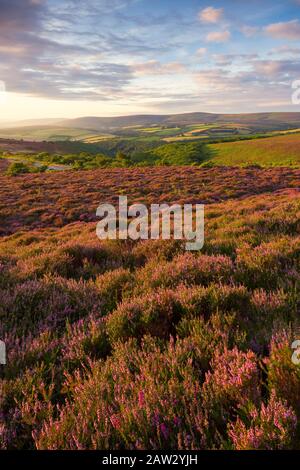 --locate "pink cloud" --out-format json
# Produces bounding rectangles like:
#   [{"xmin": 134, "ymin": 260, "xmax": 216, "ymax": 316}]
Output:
[
  {"xmin": 196, "ymin": 47, "xmax": 207, "ymax": 58},
  {"xmin": 265, "ymin": 20, "xmax": 300, "ymax": 40},
  {"xmin": 199, "ymin": 6, "xmax": 223, "ymax": 23},
  {"xmin": 206, "ymin": 30, "xmax": 231, "ymax": 43},
  {"xmin": 241, "ymin": 25, "xmax": 258, "ymax": 38},
  {"xmin": 133, "ymin": 60, "xmax": 186, "ymax": 75}
]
